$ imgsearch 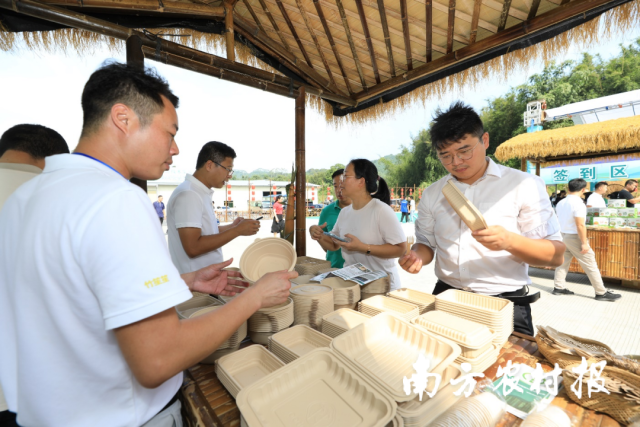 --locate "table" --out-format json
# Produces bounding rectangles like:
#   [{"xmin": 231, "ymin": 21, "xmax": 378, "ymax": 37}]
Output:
[{"xmin": 179, "ymin": 333, "xmax": 620, "ymax": 427}]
